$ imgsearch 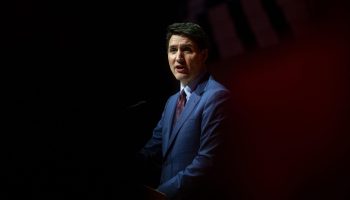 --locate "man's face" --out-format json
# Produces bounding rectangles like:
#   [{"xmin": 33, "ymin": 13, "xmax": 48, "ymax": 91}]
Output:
[{"xmin": 168, "ymin": 35, "xmax": 208, "ymax": 85}]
